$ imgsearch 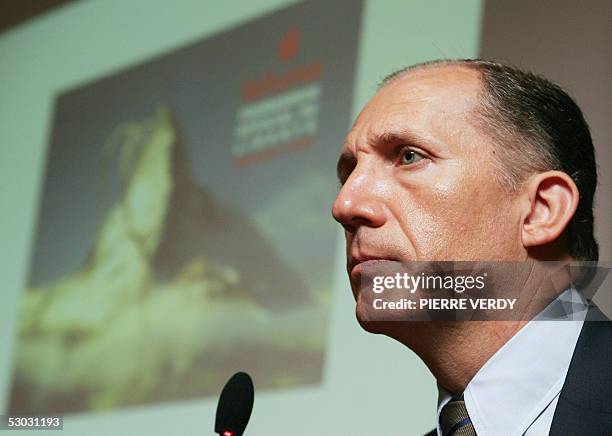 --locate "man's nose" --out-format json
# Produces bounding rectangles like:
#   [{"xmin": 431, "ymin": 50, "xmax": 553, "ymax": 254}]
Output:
[{"xmin": 332, "ymin": 173, "xmax": 386, "ymax": 231}]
